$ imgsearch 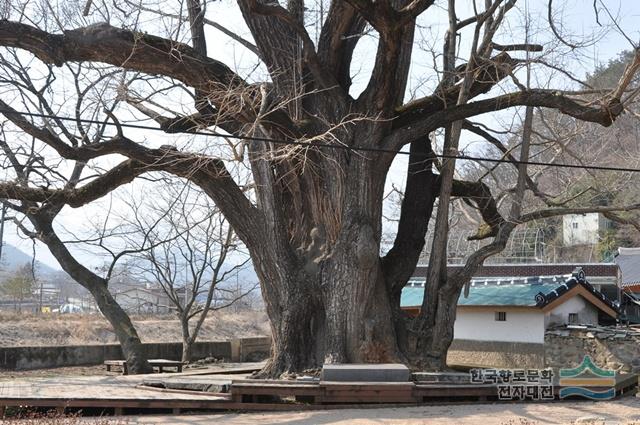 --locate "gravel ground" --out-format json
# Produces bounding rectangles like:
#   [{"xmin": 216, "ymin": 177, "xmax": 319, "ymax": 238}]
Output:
[
  {"xmin": 6, "ymin": 397, "xmax": 635, "ymax": 424},
  {"xmin": 118, "ymin": 397, "xmax": 640, "ymax": 425}
]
